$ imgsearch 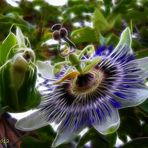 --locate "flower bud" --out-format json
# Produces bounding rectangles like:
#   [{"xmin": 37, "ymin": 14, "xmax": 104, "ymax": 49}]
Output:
[
  {"xmin": 0, "ymin": 48, "xmax": 40, "ymax": 112},
  {"xmin": 60, "ymin": 28, "xmax": 68, "ymax": 38},
  {"xmin": 53, "ymin": 30, "xmax": 61, "ymax": 41},
  {"xmin": 51, "ymin": 24, "xmax": 61, "ymax": 31}
]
